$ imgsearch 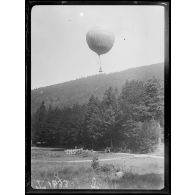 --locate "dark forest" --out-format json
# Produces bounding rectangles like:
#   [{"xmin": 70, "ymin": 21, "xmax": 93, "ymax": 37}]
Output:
[{"xmin": 31, "ymin": 78, "xmax": 164, "ymax": 153}]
